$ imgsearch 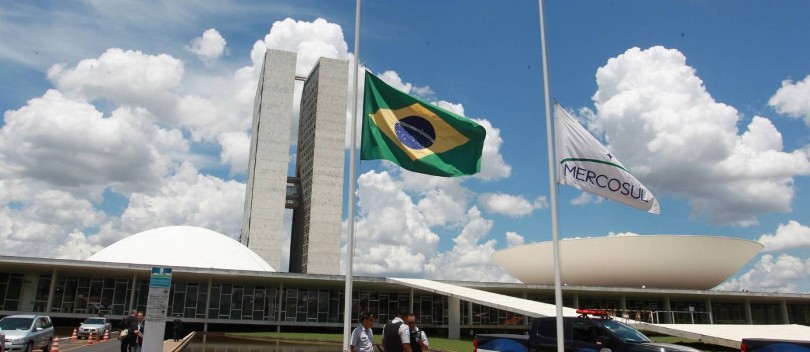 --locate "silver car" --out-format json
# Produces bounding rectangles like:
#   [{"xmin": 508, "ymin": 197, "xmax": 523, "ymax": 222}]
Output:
[
  {"xmin": 77, "ymin": 317, "xmax": 112, "ymax": 339},
  {"xmin": 0, "ymin": 315, "xmax": 53, "ymax": 352}
]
